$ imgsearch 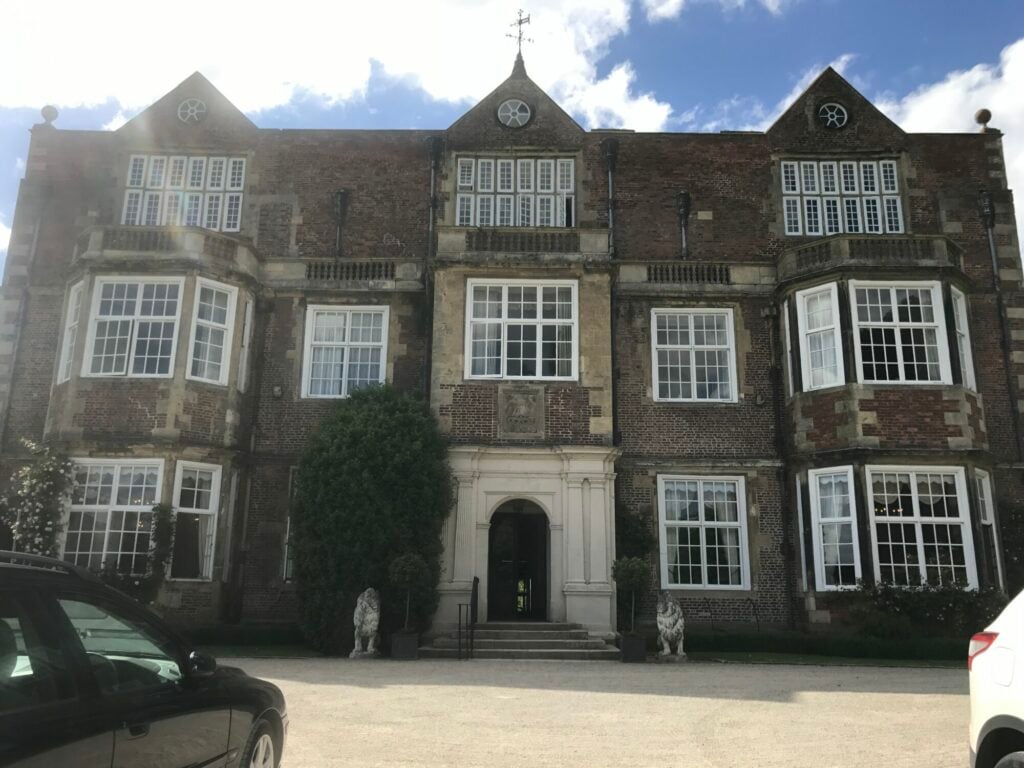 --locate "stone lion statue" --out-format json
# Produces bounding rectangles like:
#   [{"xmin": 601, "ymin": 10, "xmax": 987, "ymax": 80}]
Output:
[
  {"xmin": 349, "ymin": 587, "xmax": 381, "ymax": 658},
  {"xmin": 656, "ymin": 590, "xmax": 686, "ymax": 658}
]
